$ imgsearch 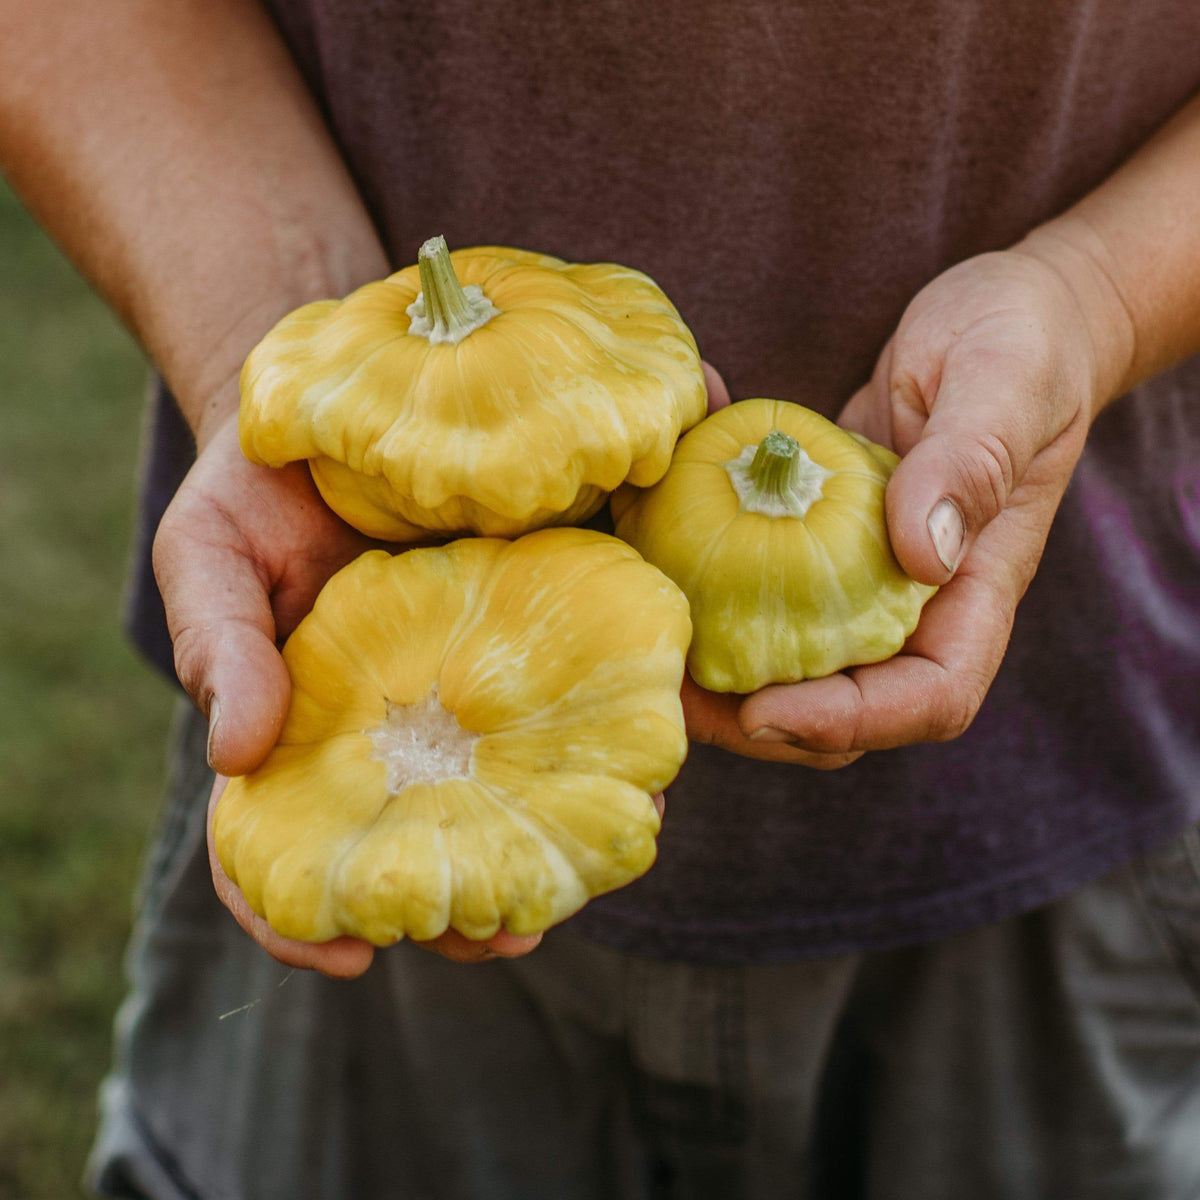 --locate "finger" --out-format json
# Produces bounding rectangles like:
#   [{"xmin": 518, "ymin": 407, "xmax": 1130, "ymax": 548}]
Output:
[
  {"xmin": 154, "ymin": 497, "xmax": 292, "ymax": 775},
  {"xmin": 206, "ymin": 778, "xmax": 375, "ymax": 978},
  {"xmin": 682, "ymin": 674, "xmax": 863, "ymax": 769},
  {"xmin": 702, "ymin": 360, "xmax": 732, "ymax": 413},
  {"xmin": 152, "ymin": 419, "xmax": 302, "ymax": 775},
  {"xmin": 884, "ymin": 364, "xmax": 1073, "ymax": 586},
  {"xmin": 838, "ymin": 338, "xmax": 896, "ymax": 448},
  {"xmin": 414, "ymin": 928, "xmax": 544, "ymax": 963},
  {"xmin": 738, "ymin": 566, "xmax": 1011, "ymax": 753}
]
